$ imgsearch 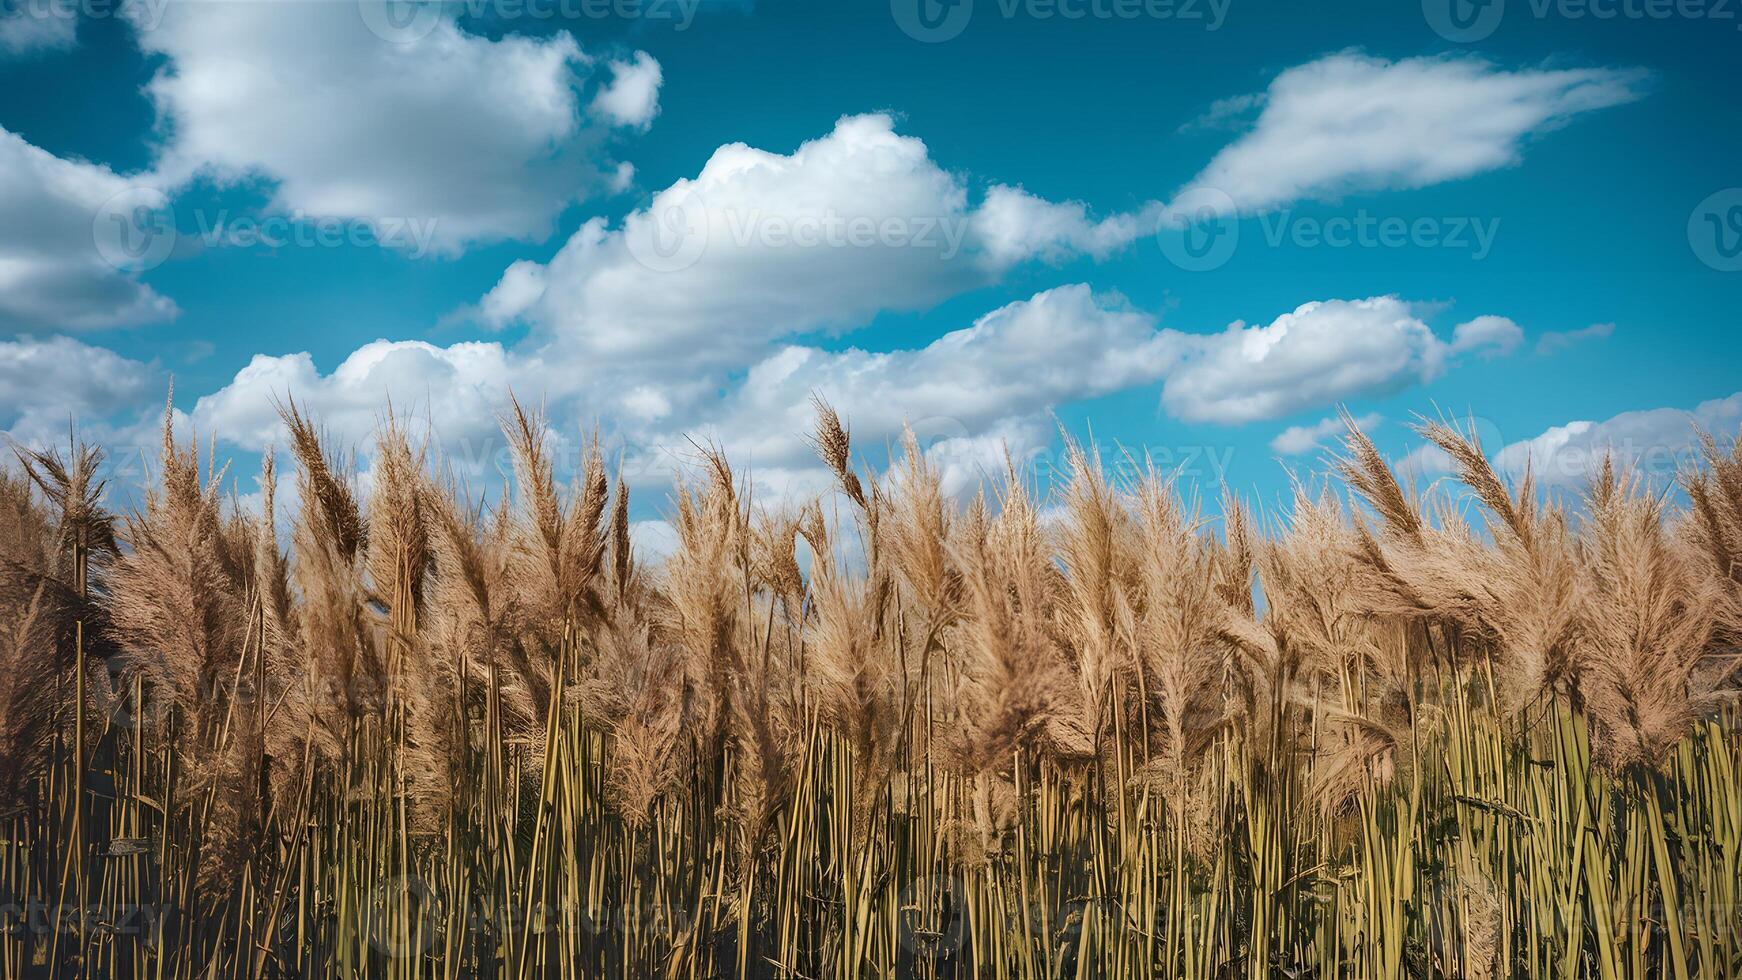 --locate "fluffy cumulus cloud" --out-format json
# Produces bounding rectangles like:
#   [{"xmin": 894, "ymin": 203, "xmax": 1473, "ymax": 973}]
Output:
[
  {"xmin": 1159, "ymin": 297, "xmax": 1517, "ymax": 425},
  {"xmin": 591, "ymin": 52, "xmax": 664, "ymax": 129},
  {"xmin": 1449, "ymin": 315, "xmax": 1525, "ymax": 358},
  {"xmin": 1494, "ymin": 392, "xmax": 1742, "ymax": 487},
  {"xmin": 607, "ymin": 288, "xmax": 1520, "ymax": 500},
  {"xmin": 1271, "ymin": 413, "xmax": 1381, "ymax": 456},
  {"xmin": 1175, "ymin": 53, "xmax": 1648, "ymax": 214},
  {"xmin": 0, "ymin": 127, "xmax": 180, "ymax": 332},
  {"xmin": 0, "ymin": 335, "xmax": 159, "ymax": 445},
  {"xmin": 479, "ymin": 113, "xmax": 989, "ymax": 371},
  {"xmin": 189, "ymin": 340, "xmax": 522, "ymax": 456},
  {"xmin": 969, "ymin": 185, "xmax": 1145, "ymax": 266},
  {"xmin": 190, "ymin": 280, "xmax": 1530, "ymax": 506},
  {"xmin": 1400, "ymin": 391, "xmax": 1742, "ymax": 491},
  {"xmin": 135, "ymin": 1, "xmax": 659, "ymax": 251},
  {"xmin": 627, "ymin": 285, "xmax": 1176, "ymax": 488}
]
